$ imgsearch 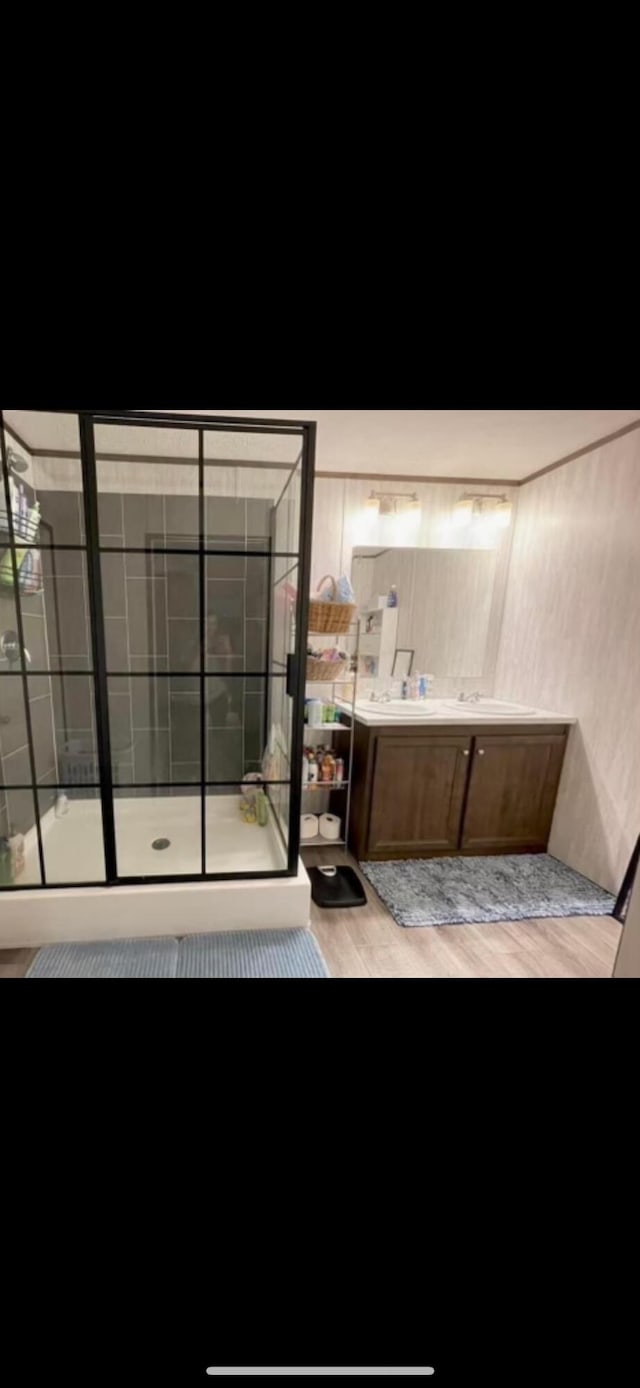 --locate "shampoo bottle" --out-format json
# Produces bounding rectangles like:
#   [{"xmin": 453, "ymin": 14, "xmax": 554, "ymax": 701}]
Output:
[{"xmin": 0, "ymin": 837, "xmax": 13, "ymax": 886}]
